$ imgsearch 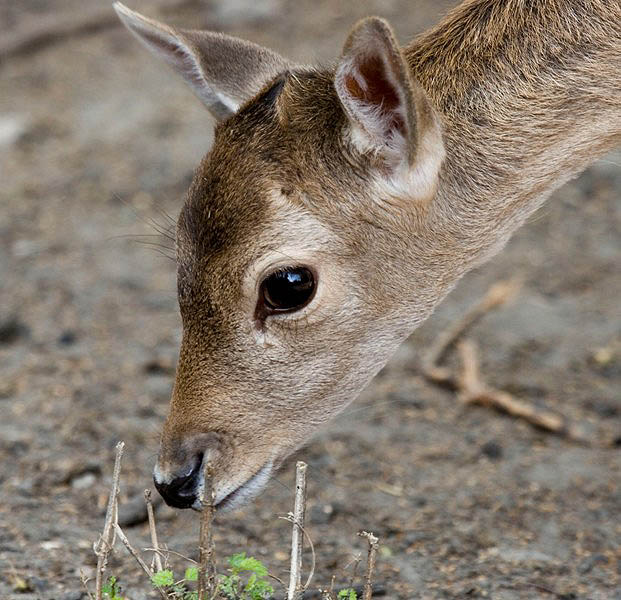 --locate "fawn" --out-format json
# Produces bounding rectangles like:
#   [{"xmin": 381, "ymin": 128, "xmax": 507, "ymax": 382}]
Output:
[{"xmin": 114, "ymin": 0, "xmax": 621, "ymax": 510}]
